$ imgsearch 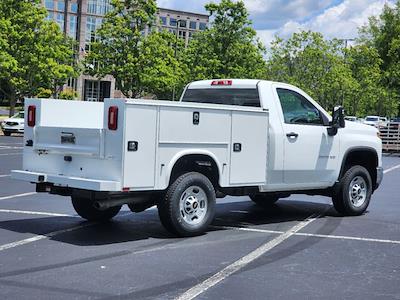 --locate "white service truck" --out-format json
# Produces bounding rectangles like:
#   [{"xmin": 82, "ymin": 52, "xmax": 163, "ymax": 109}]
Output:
[{"xmin": 12, "ymin": 79, "xmax": 383, "ymax": 236}]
